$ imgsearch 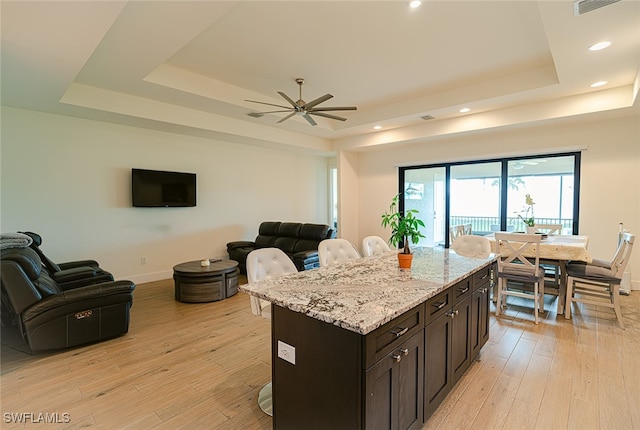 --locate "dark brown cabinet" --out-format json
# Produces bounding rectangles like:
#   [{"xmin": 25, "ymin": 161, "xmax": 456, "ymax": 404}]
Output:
[
  {"xmin": 424, "ymin": 265, "xmax": 493, "ymax": 421},
  {"xmin": 269, "ymin": 262, "xmax": 494, "ymax": 429},
  {"xmin": 471, "ymin": 265, "xmax": 492, "ymax": 358},
  {"xmin": 365, "ymin": 330, "xmax": 424, "ymax": 430}
]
